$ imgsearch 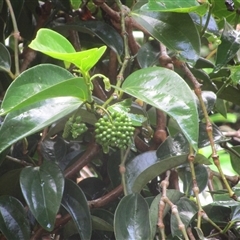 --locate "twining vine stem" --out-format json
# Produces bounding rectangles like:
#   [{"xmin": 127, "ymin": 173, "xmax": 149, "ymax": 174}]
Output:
[
  {"xmin": 5, "ymin": 0, "xmax": 20, "ymax": 77},
  {"xmin": 176, "ymin": 61, "xmax": 237, "ymax": 200}
]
